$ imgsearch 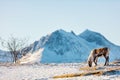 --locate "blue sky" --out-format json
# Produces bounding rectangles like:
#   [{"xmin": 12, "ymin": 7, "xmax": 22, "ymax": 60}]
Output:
[{"xmin": 0, "ymin": 0, "xmax": 120, "ymax": 46}]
